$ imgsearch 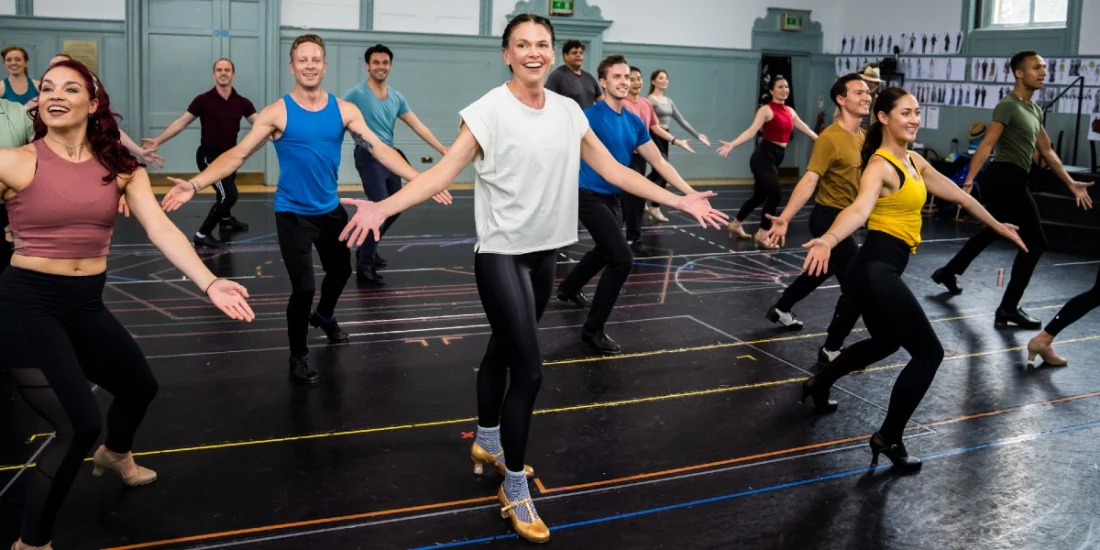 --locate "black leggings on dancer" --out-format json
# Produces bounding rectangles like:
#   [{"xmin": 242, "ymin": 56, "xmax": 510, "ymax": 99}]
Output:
[
  {"xmin": 622, "ymin": 153, "xmax": 648, "ymax": 243},
  {"xmin": 646, "ymin": 135, "xmax": 670, "ymax": 207},
  {"xmin": 810, "ymin": 232, "xmax": 944, "ymax": 444},
  {"xmin": 0, "ymin": 267, "xmax": 158, "ymax": 546},
  {"xmin": 734, "ymin": 141, "xmax": 784, "ymax": 231},
  {"xmin": 776, "ymin": 204, "xmax": 861, "ymax": 350},
  {"xmin": 1045, "ymin": 265, "xmax": 1100, "ymax": 336},
  {"xmin": 0, "ymin": 206, "xmax": 11, "ymax": 274},
  {"xmin": 475, "ymin": 250, "xmax": 555, "ymax": 473},
  {"xmin": 195, "ymin": 145, "xmax": 239, "ymax": 236}
]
